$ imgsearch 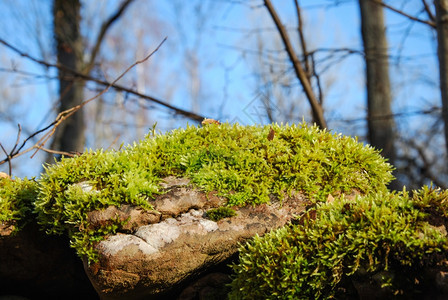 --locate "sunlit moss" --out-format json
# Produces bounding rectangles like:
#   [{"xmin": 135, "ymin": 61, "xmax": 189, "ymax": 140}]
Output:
[
  {"xmin": 138, "ymin": 122, "xmax": 393, "ymax": 205},
  {"xmin": 0, "ymin": 177, "xmax": 38, "ymax": 234},
  {"xmin": 229, "ymin": 187, "xmax": 448, "ymax": 299},
  {"xmin": 32, "ymin": 122, "xmax": 393, "ymax": 262}
]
